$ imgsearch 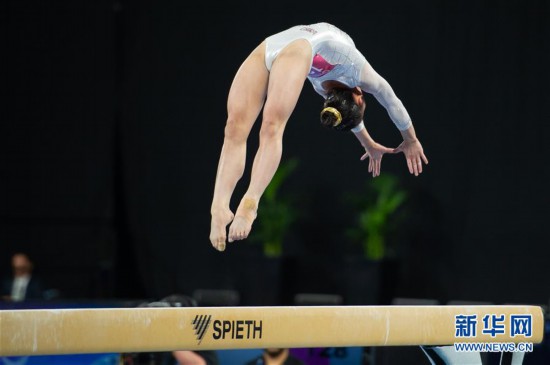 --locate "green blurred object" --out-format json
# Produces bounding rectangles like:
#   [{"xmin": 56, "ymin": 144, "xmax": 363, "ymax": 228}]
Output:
[
  {"xmin": 345, "ymin": 173, "xmax": 408, "ymax": 261},
  {"xmin": 249, "ymin": 158, "xmax": 299, "ymax": 257}
]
